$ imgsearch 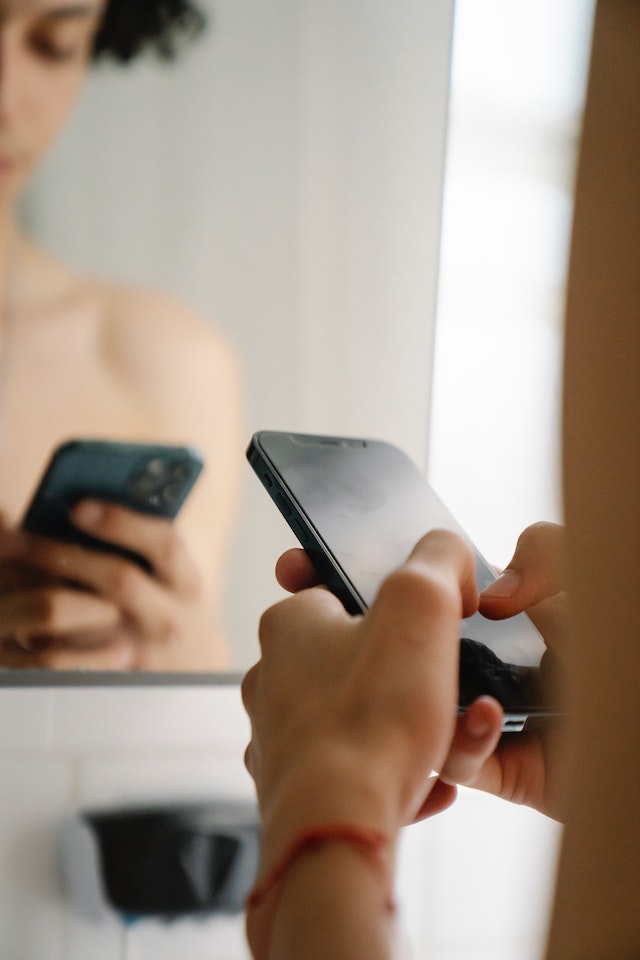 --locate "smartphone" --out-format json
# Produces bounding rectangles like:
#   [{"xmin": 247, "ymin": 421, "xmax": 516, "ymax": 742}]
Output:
[
  {"xmin": 247, "ymin": 430, "xmax": 560, "ymax": 731},
  {"xmin": 22, "ymin": 439, "xmax": 204, "ymax": 570}
]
